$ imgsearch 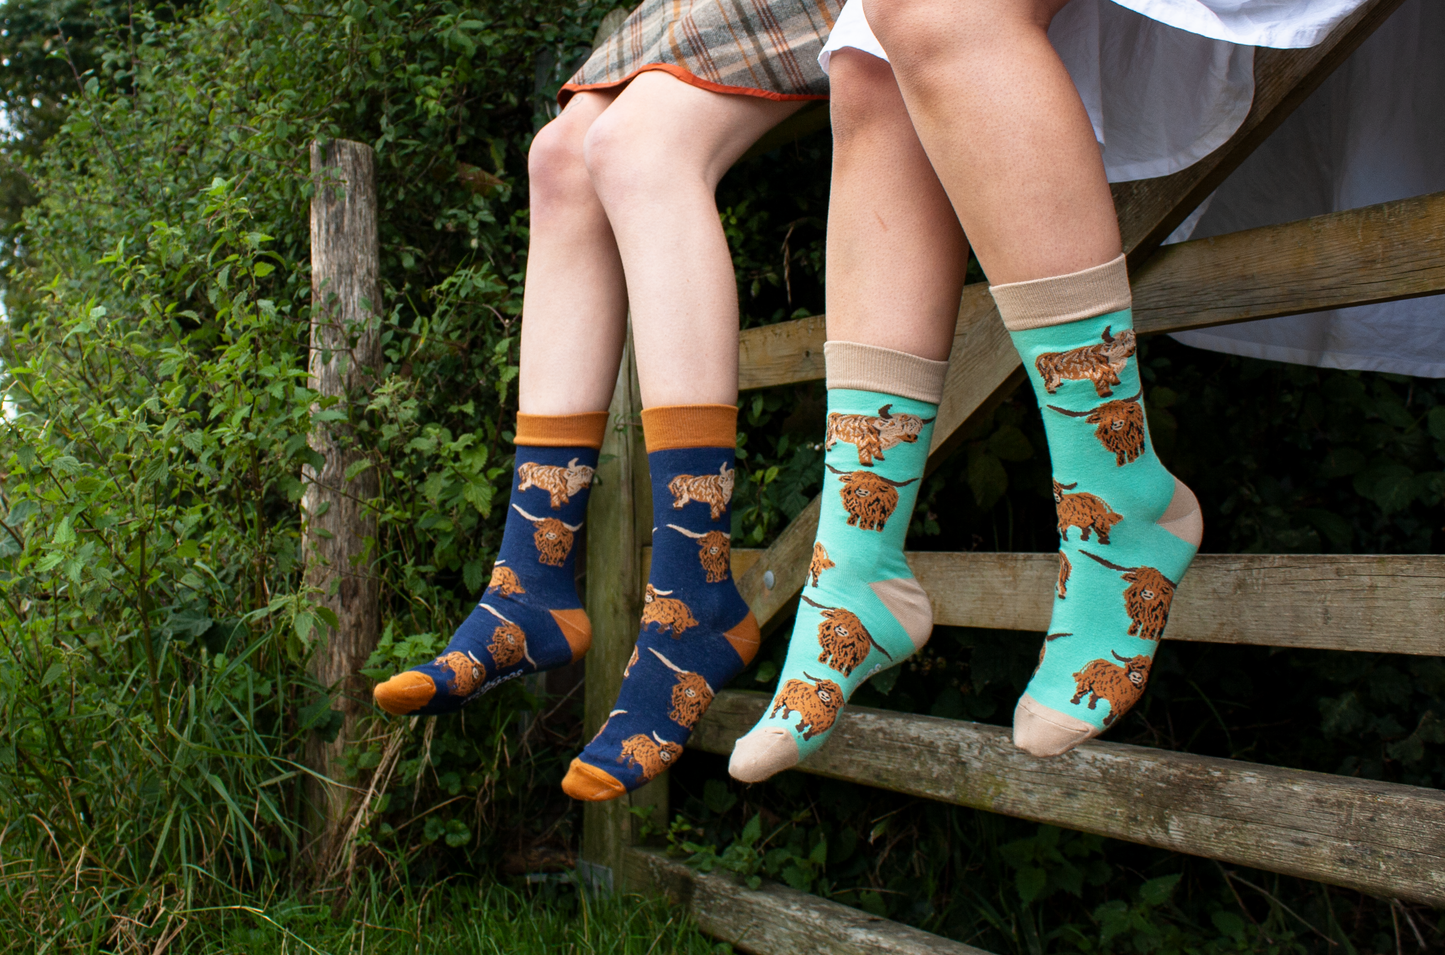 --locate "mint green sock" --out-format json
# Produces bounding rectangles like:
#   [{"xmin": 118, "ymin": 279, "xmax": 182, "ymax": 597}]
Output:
[
  {"xmin": 730, "ymin": 343, "xmax": 945, "ymax": 782},
  {"xmin": 992, "ymin": 256, "xmax": 1202, "ymax": 757}
]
